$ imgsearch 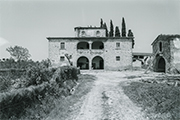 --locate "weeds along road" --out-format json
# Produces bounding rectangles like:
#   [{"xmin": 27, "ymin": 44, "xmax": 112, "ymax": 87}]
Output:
[{"xmin": 68, "ymin": 71, "xmax": 149, "ymax": 120}]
